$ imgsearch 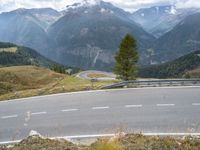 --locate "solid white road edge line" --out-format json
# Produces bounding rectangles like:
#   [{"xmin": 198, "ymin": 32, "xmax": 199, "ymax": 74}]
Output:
[
  {"xmin": 156, "ymin": 104, "xmax": 175, "ymax": 107},
  {"xmin": 1, "ymin": 86, "xmax": 200, "ymax": 104},
  {"xmin": 92, "ymin": 106, "xmax": 110, "ymax": 110},
  {"xmin": 125, "ymin": 105, "xmax": 142, "ymax": 108},
  {"xmin": 1, "ymin": 133, "xmax": 200, "ymax": 145},
  {"xmin": 1, "ymin": 114, "xmax": 18, "ymax": 119}
]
